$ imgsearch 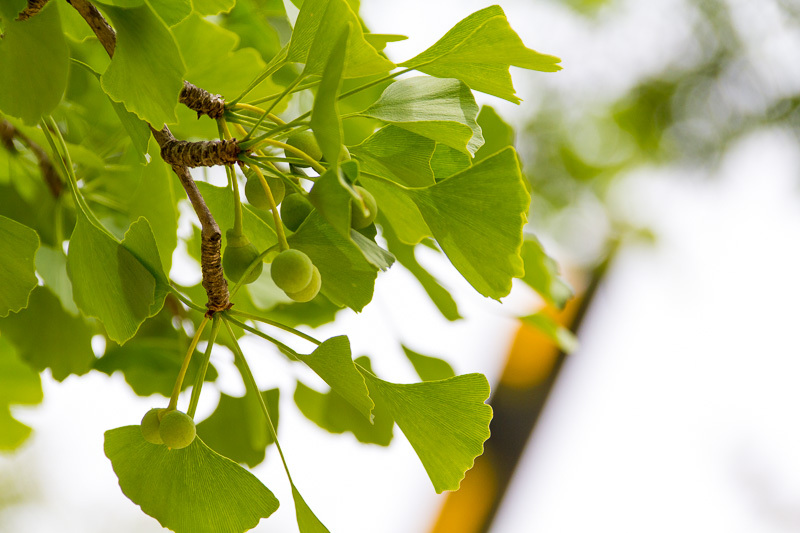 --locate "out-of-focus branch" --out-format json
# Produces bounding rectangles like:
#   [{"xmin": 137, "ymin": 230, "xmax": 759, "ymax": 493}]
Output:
[
  {"xmin": 0, "ymin": 118, "xmax": 62, "ymax": 197},
  {"xmin": 16, "ymin": 0, "xmax": 50, "ymax": 21}
]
